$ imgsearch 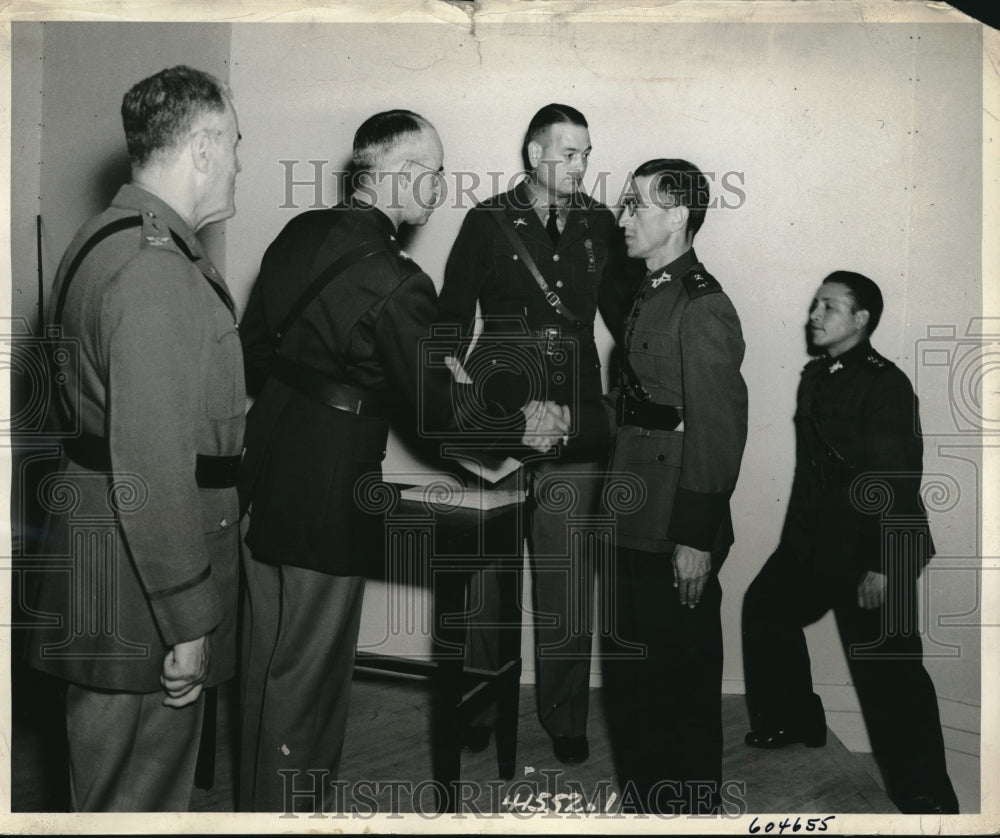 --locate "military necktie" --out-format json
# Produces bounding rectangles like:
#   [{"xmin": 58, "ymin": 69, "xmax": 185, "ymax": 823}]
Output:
[{"xmin": 546, "ymin": 206, "xmax": 561, "ymax": 244}]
